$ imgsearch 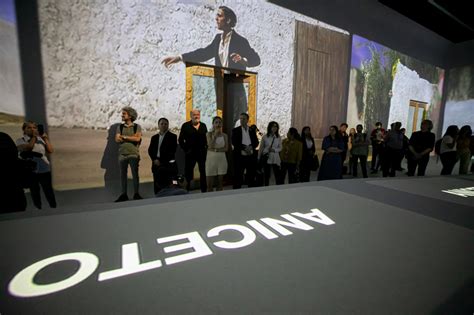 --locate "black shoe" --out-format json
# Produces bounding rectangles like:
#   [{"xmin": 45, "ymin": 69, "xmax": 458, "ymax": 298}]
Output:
[
  {"xmin": 133, "ymin": 193, "xmax": 143, "ymax": 200},
  {"xmin": 370, "ymin": 170, "xmax": 378, "ymax": 174},
  {"xmin": 115, "ymin": 194, "xmax": 129, "ymax": 202}
]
